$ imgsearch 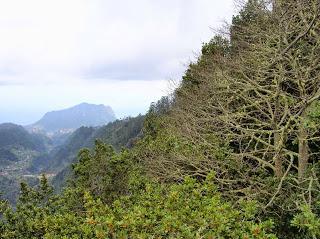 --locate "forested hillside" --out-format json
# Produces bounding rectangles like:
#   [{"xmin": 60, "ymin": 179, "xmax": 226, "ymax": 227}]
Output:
[
  {"xmin": 0, "ymin": 123, "xmax": 47, "ymax": 156},
  {"xmin": 1, "ymin": 1, "xmax": 320, "ymax": 238},
  {"xmin": 0, "ymin": 123, "xmax": 50, "ymax": 205},
  {"xmin": 30, "ymin": 115, "xmax": 144, "ymax": 173},
  {"xmin": 46, "ymin": 115, "xmax": 145, "ymax": 190},
  {"xmin": 0, "ymin": 116, "xmax": 144, "ymax": 204}
]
